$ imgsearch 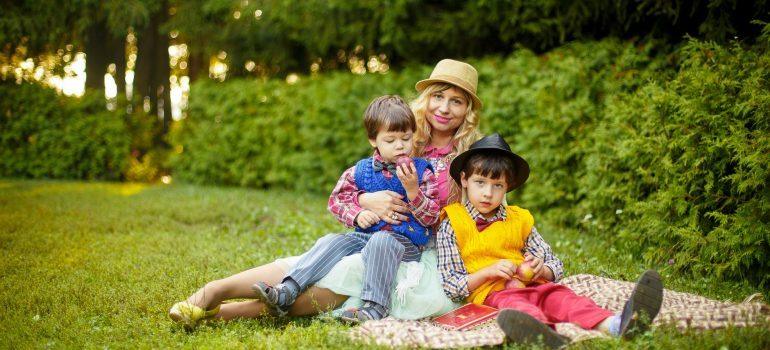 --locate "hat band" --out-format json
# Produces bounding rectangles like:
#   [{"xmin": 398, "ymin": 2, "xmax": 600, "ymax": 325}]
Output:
[{"xmin": 429, "ymin": 74, "xmax": 477, "ymax": 95}]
